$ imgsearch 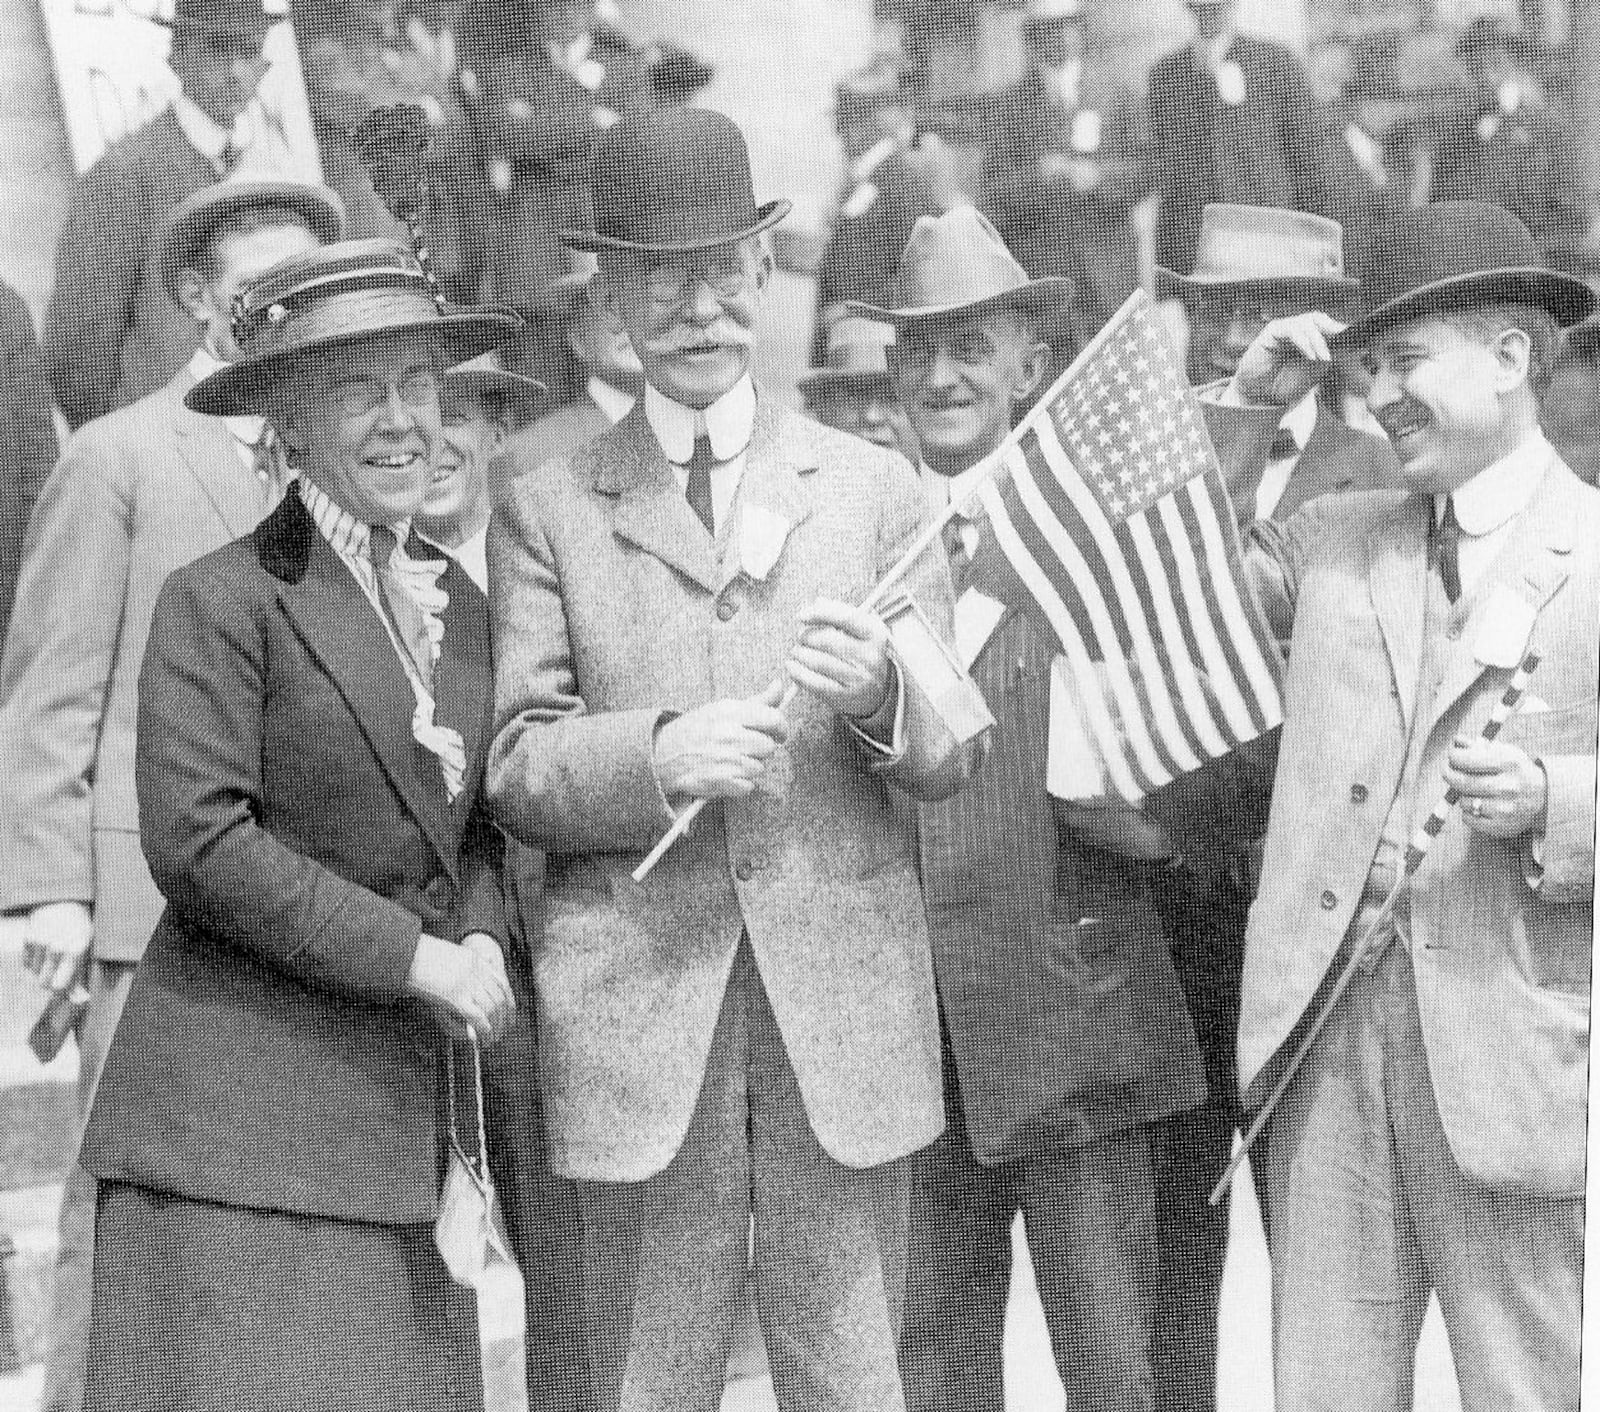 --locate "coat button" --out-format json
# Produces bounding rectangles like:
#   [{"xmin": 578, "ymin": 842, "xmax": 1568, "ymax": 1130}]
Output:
[
  {"xmin": 735, "ymin": 860, "xmax": 755, "ymax": 881},
  {"xmin": 1350, "ymin": 784, "xmax": 1369, "ymax": 804},
  {"xmin": 423, "ymin": 875, "xmax": 453, "ymax": 909},
  {"xmin": 1320, "ymin": 889, "xmax": 1337, "ymax": 910},
  {"xmin": 717, "ymin": 600, "xmax": 737, "ymax": 621}
]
